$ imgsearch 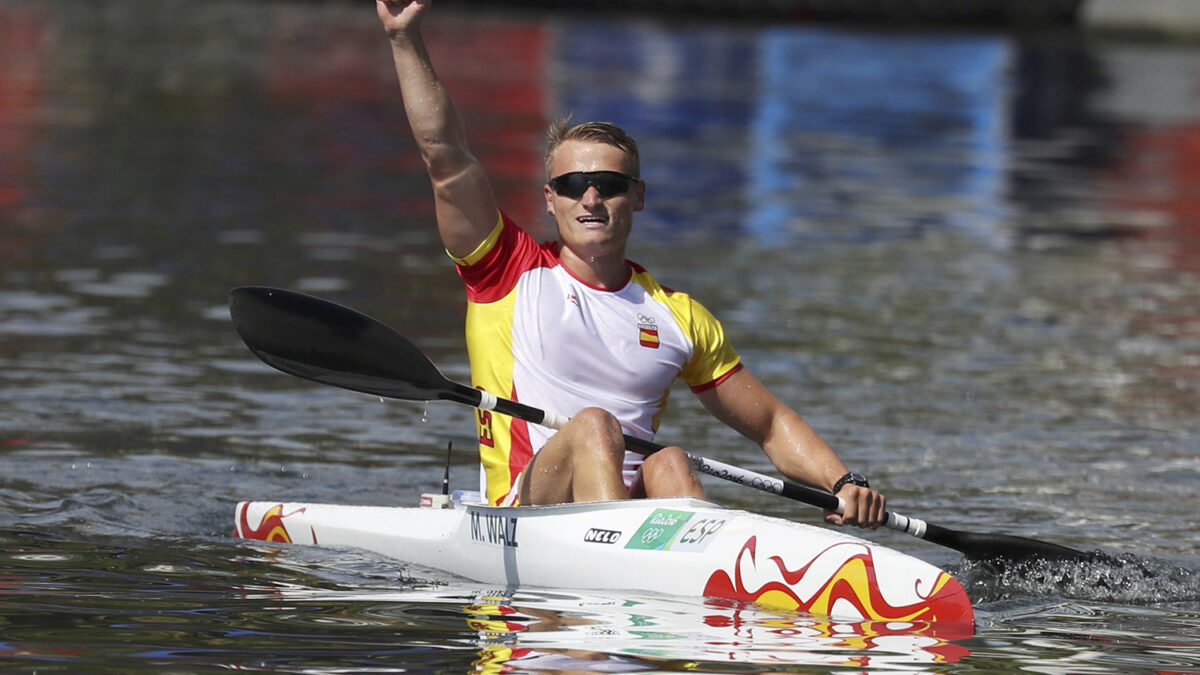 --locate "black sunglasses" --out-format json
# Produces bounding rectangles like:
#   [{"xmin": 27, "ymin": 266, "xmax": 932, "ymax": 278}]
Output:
[{"xmin": 548, "ymin": 171, "xmax": 639, "ymax": 199}]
